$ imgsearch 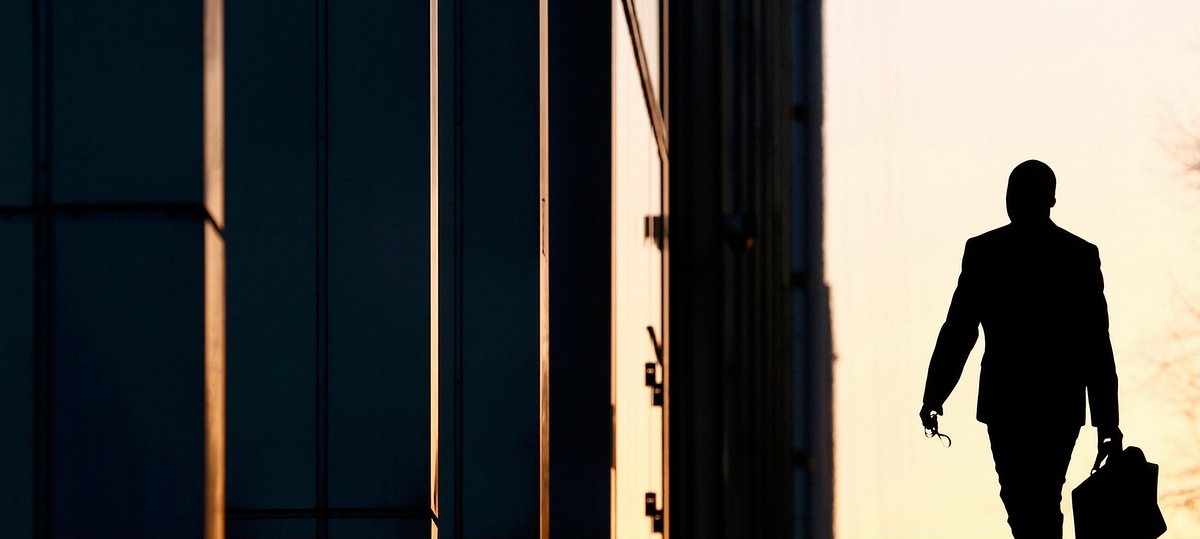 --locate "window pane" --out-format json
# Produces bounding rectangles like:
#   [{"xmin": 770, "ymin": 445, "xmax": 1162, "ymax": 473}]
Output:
[
  {"xmin": 330, "ymin": 518, "xmax": 431, "ymax": 539},
  {"xmin": 456, "ymin": 0, "xmax": 542, "ymax": 530},
  {"xmin": 327, "ymin": 0, "xmax": 430, "ymax": 508},
  {"xmin": 51, "ymin": 219, "xmax": 204, "ymax": 538},
  {"xmin": 0, "ymin": 223, "xmax": 32, "ymax": 537},
  {"xmin": 225, "ymin": 0, "xmax": 318, "ymax": 509},
  {"xmin": 0, "ymin": 0, "xmax": 31, "ymax": 206},
  {"xmin": 227, "ymin": 518, "xmax": 314, "ymax": 539},
  {"xmin": 52, "ymin": 2, "xmax": 202, "ymax": 203}
]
